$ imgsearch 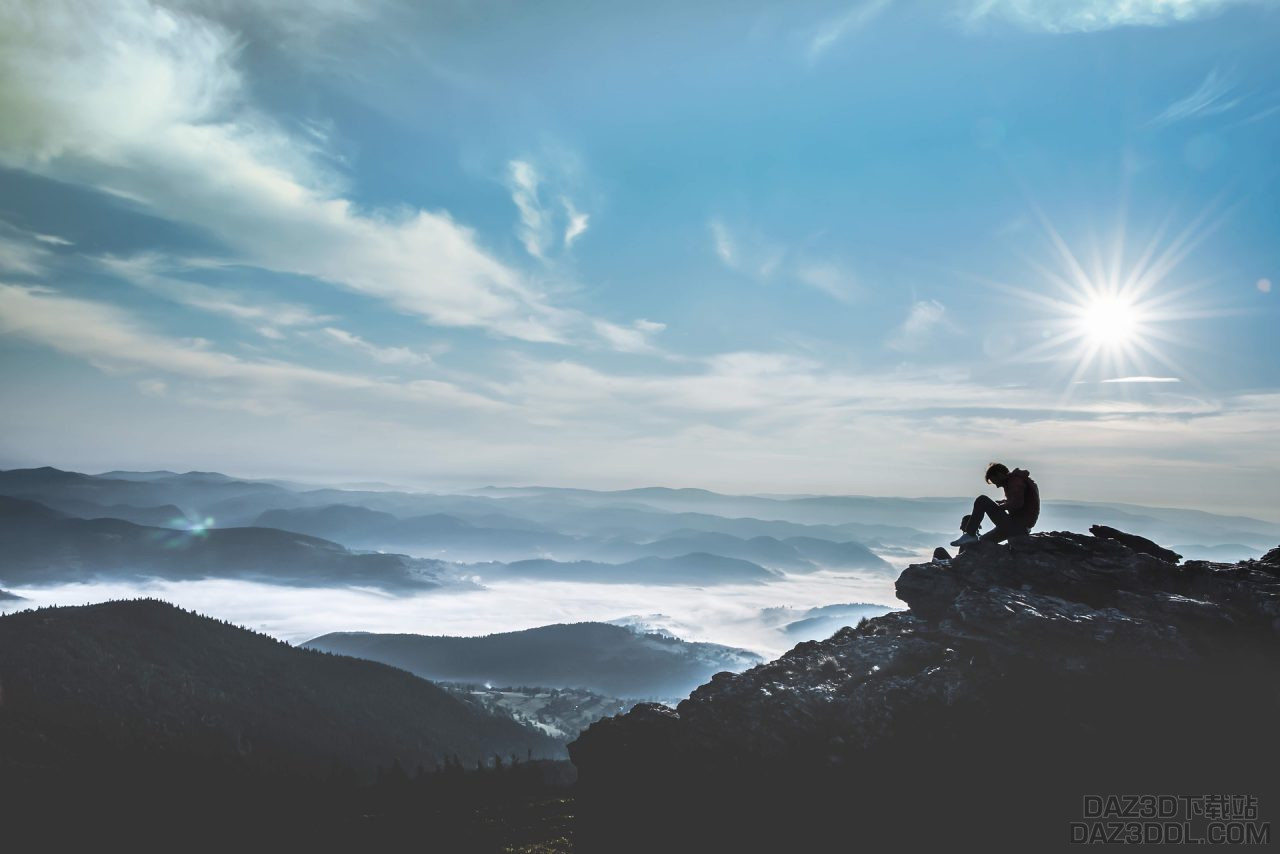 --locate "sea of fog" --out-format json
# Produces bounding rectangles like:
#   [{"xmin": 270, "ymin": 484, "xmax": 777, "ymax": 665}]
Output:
[{"xmin": 0, "ymin": 557, "xmax": 922, "ymax": 659}]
